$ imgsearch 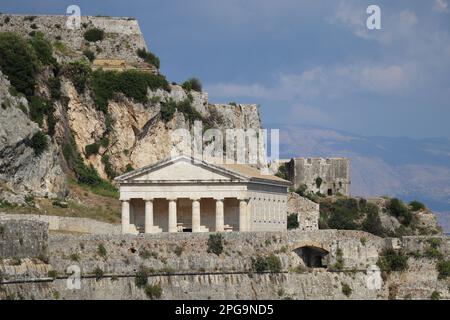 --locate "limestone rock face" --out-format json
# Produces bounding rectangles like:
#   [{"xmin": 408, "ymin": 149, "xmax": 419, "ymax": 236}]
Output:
[
  {"xmin": 62, "ymin": 80, "xmax": 263, "ymax": 178},
  {"xmin": 0, "ymin": 15, "xmax": 263, "ymax": 201},
  {"xmin": 0, "ymin": 73, "xmax": 66, "ymax": 199}
]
